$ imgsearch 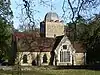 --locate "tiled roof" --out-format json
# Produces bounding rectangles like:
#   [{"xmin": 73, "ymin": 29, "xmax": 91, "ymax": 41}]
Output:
[
  {"xmin": 52, "ymin": 35, "xmax": 64, "ymax": 50},
  {"xmin": 14, "ymin": 32, "xmax": 55, "ymax": 52},
  {"xmin": 14, "ymin": 32, "xmax": 40, "ymax": 39},
  {"xmin": 72, "ymin": 42, "xmax": 85, "ymax": 53},
  {"xmin": 13, "ymin": 32, "xmax": 85, "ymax": 53}
]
